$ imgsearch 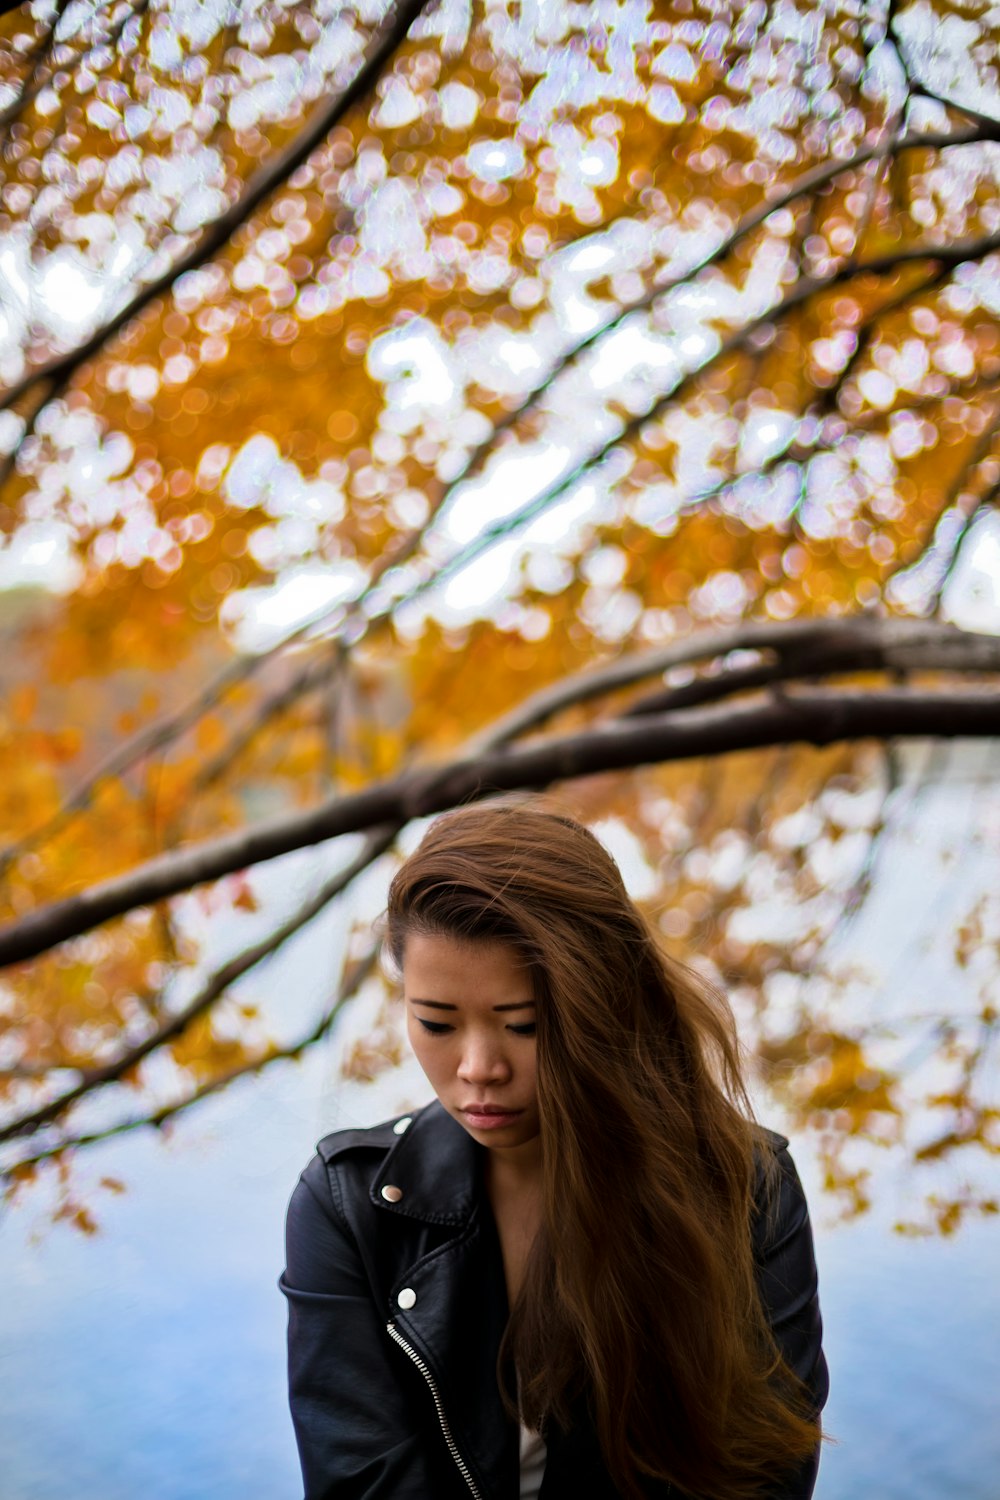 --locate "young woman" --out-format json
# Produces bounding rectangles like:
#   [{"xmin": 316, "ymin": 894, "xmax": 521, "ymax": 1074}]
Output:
[{"xmin": 281, "ymin": 803, "xmax": 829, "ymax": 1499}]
